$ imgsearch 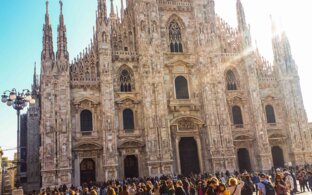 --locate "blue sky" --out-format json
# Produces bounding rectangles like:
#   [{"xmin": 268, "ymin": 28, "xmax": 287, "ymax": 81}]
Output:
[{"xmin": 0, "ymin": 0, "xmax": 311, "ymax": 159}]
